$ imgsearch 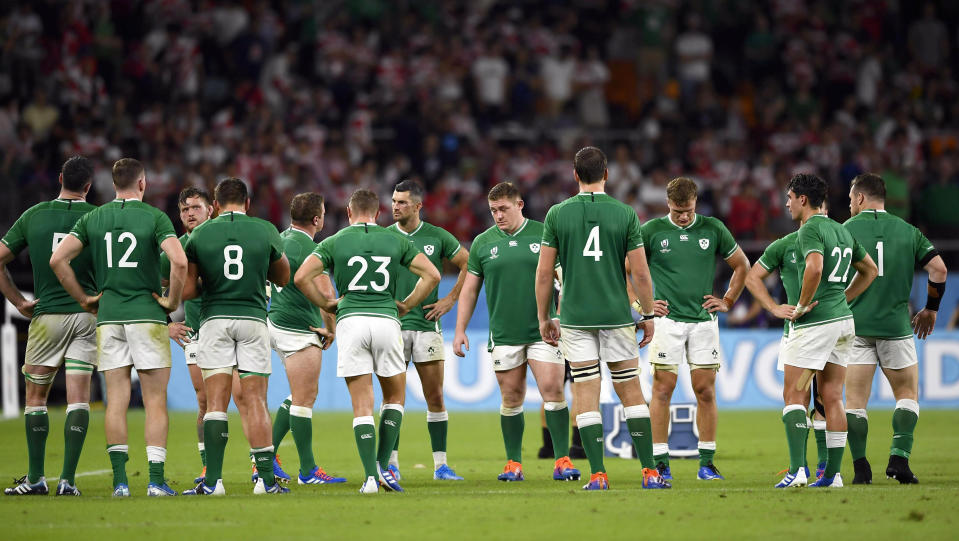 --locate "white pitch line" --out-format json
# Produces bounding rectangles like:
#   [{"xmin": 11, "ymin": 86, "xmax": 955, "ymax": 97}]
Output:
[{"xmin": 48, "ymin": 468, "xmax": 113, "ymax": 482}]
